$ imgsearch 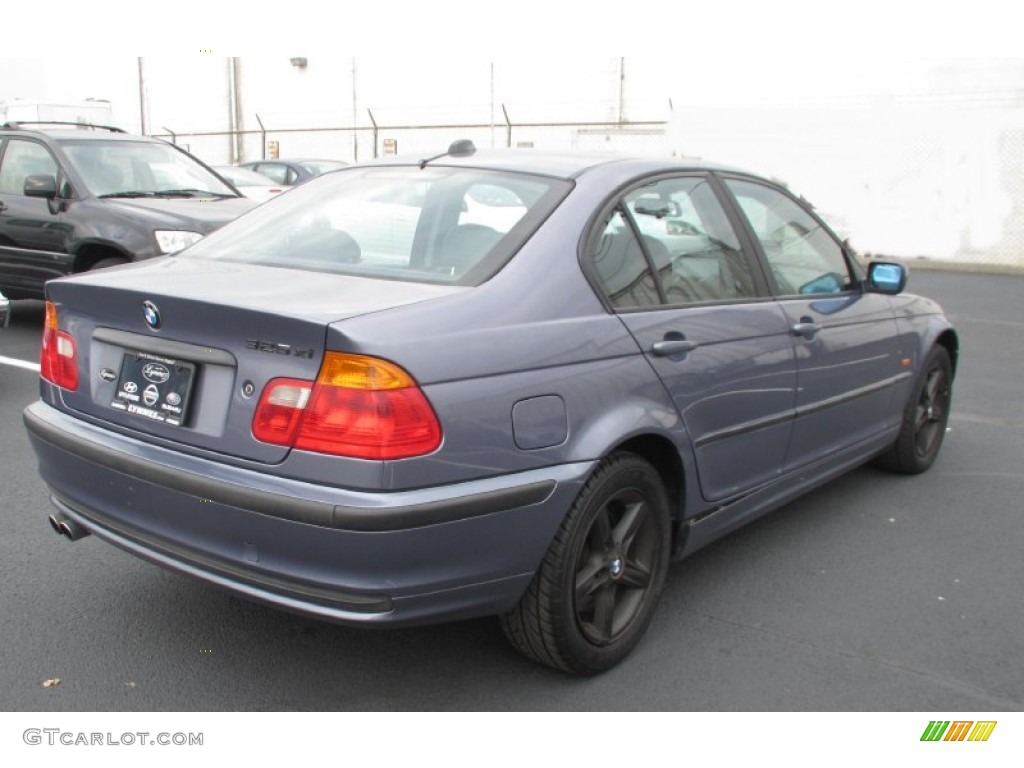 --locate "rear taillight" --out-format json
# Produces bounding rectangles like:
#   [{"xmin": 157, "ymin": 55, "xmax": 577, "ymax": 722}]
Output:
[
  {"xmin": 40, "ymin": 302, "xmax": 78, "ymax": 391},
  {"xmin": 252, "ymin": 353, "xmax": 442, "ymax": 460}
]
